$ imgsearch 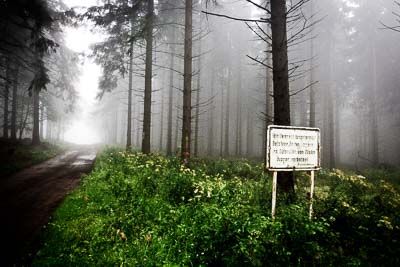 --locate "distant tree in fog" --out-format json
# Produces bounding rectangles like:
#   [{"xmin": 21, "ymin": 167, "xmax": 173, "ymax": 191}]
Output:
[
  {"xmin": 381, "ymin": 1, "xmax": 400, "ymax": 33},
  {"xmin": 0, "ymin": 0, "xmax": 66, "ymax": 145},
  {"xmin": 204, "ymin": 0, "xmax": 316, "ymax": 193},
  {"xmin": 158, "ymin": 0, "xmax": 180, "ymax": 156},
  {"xmin": 85, "ymin": 0, "xmax": 156, "ymax": 152}
]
